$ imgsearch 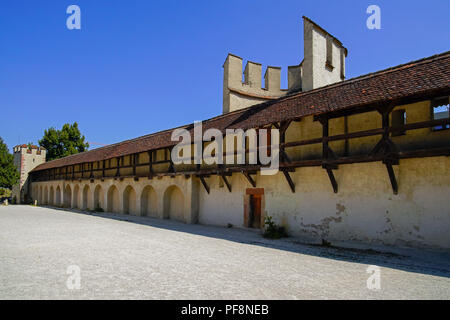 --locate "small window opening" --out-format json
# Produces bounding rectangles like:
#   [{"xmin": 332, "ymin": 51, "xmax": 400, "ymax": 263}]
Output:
[
  {"xmin": 391, "ymin": 109, "xmax": 406, "ymax": 136},
  {"xmin": 325, "ymin": 37, "xmax": 333, "ymax": 70},
  {"xmin": 431, "ymin": 97, "xmax": 449, "ymax": 131}
]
